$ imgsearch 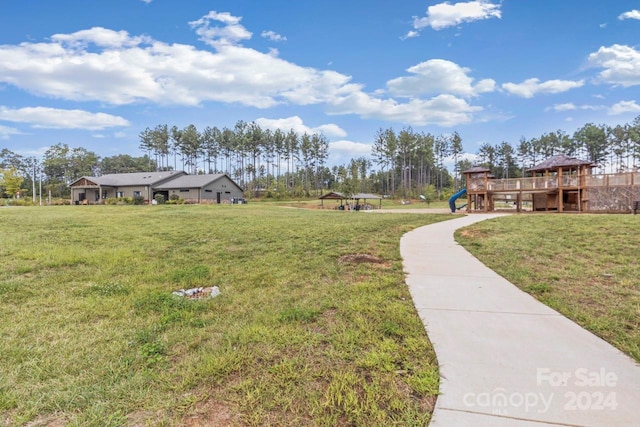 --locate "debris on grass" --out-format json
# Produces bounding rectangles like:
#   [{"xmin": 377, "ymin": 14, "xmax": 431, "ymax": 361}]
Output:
[{"xmin": 172, "ymin": 286, "xmax": 220, "ymax": 300}]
